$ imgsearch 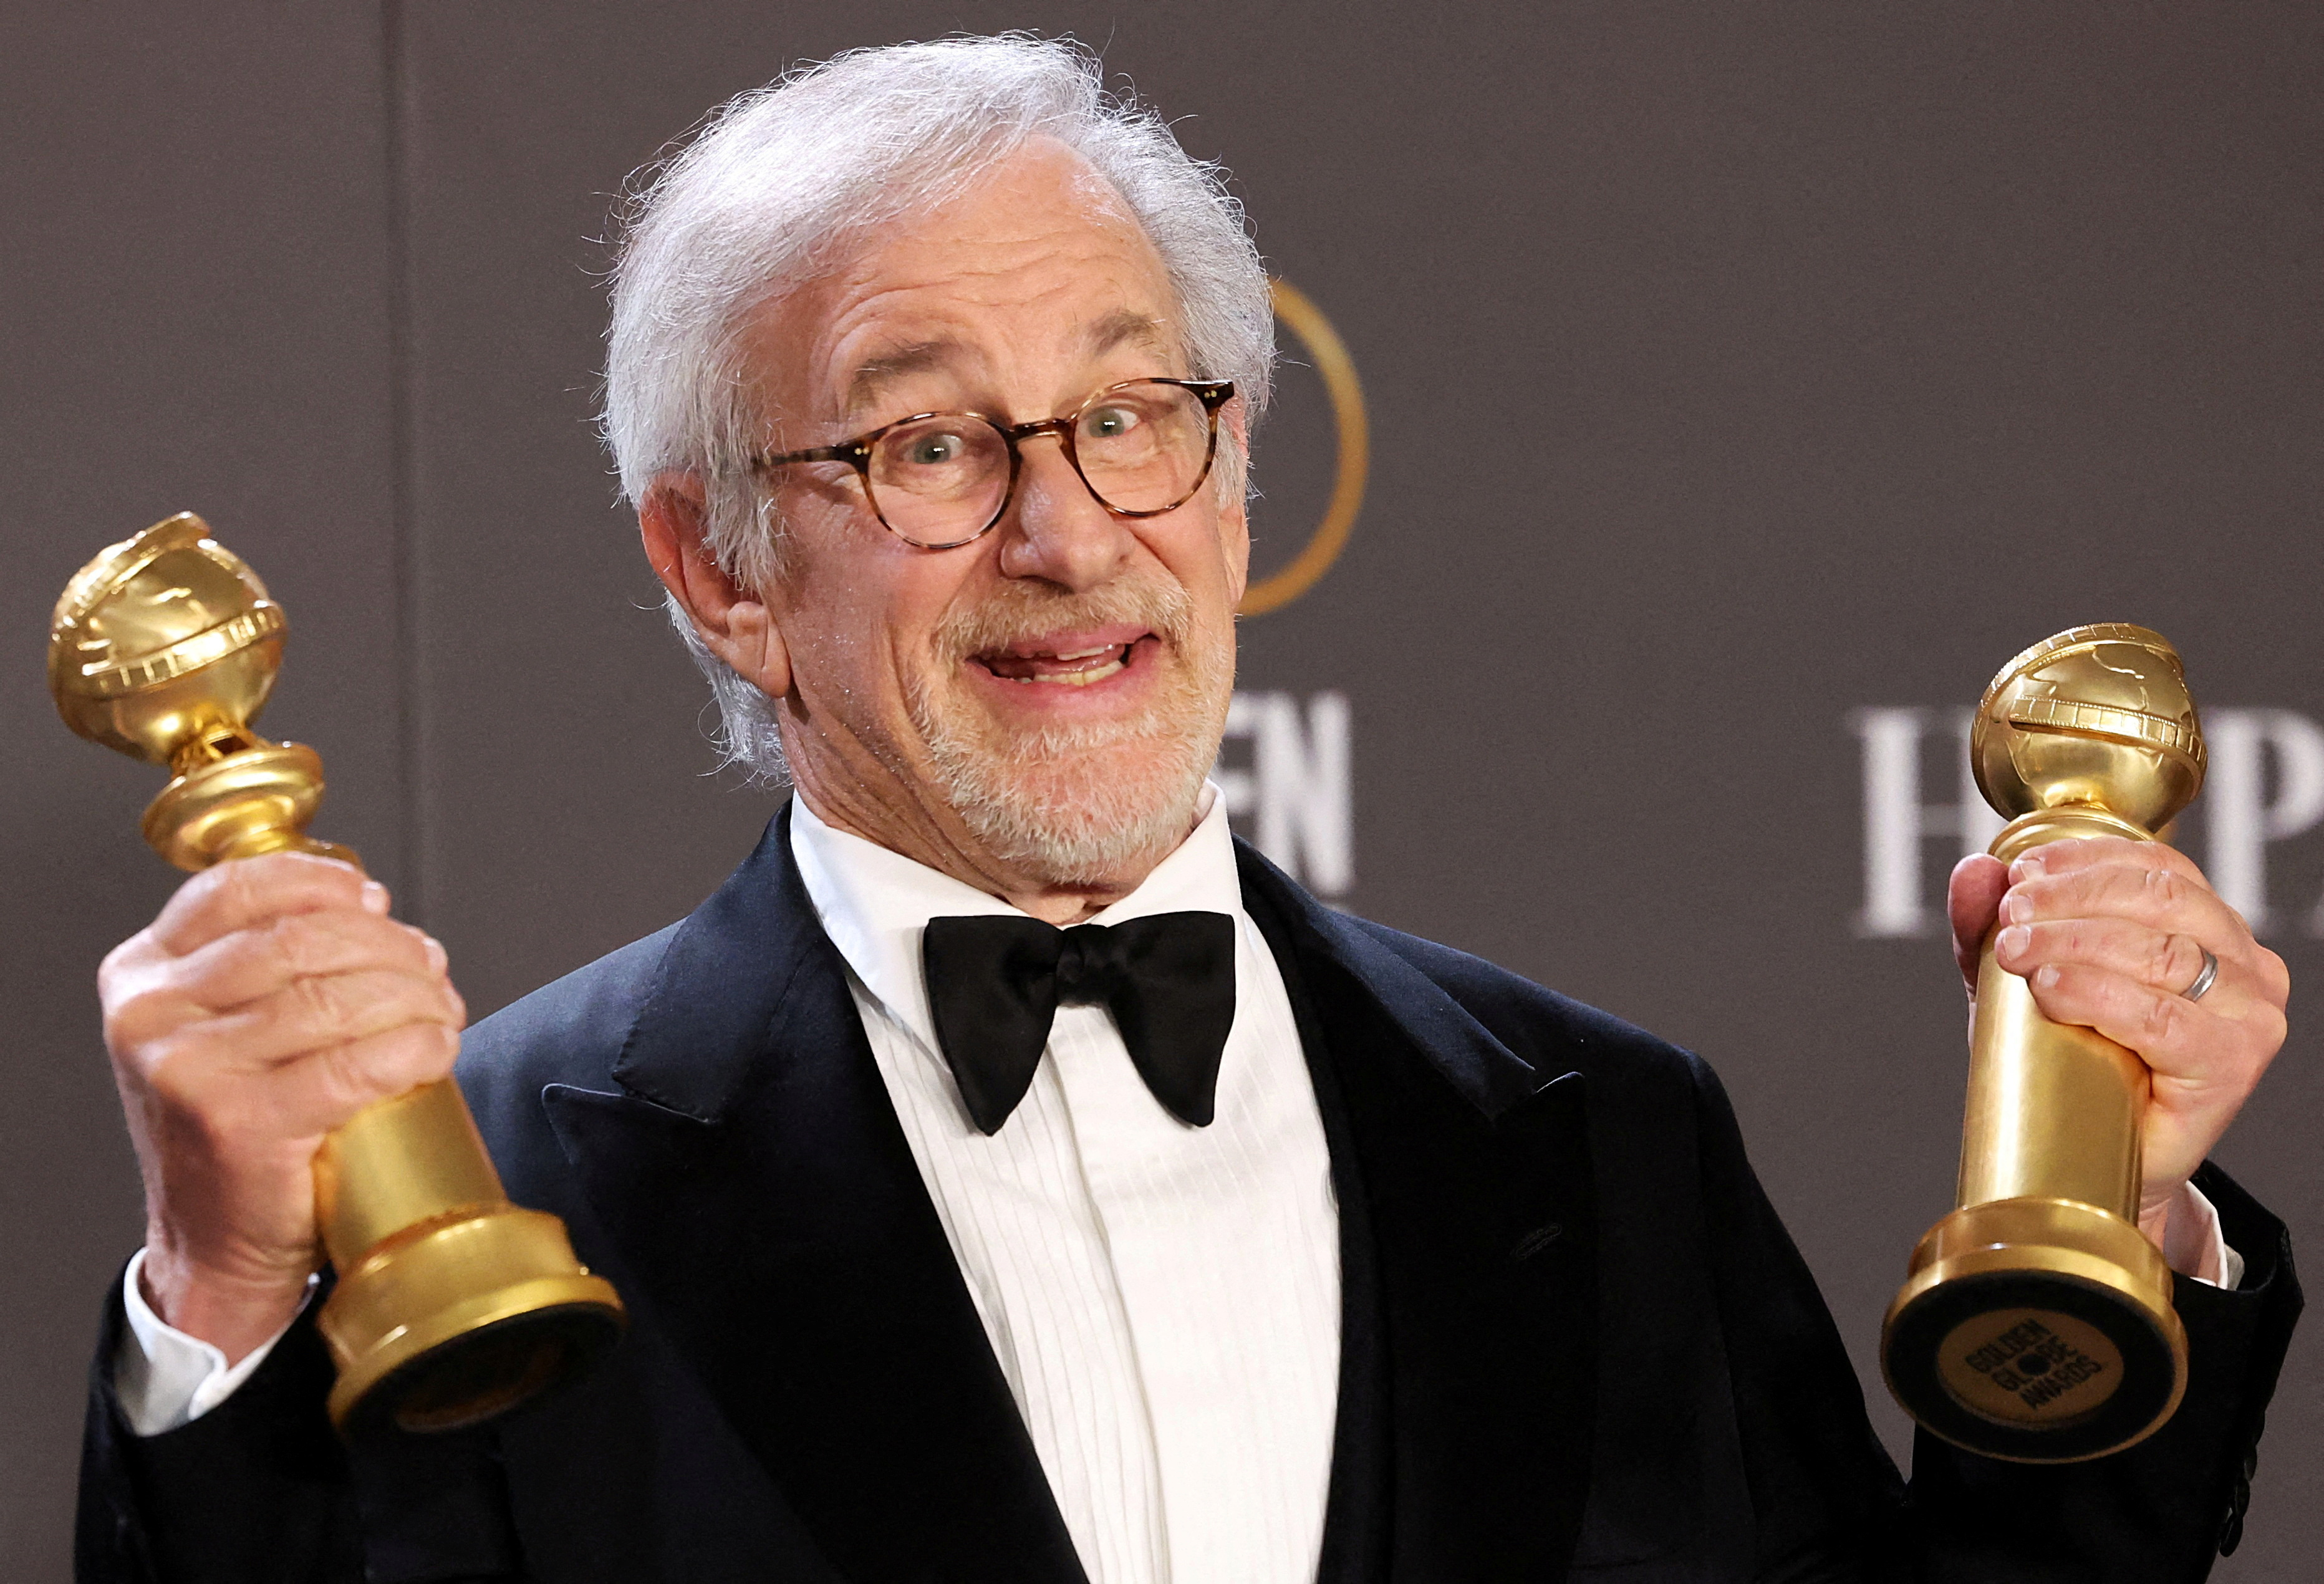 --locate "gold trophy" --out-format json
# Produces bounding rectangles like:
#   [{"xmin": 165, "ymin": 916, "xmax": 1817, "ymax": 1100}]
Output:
[
  {"xmin": 51, "ymin": 513, "xmax": 624, "ymax": 1435},
  {"xmin": 1881, "ymin": 624, "xmax": 2204, "ymax": 1462}
]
